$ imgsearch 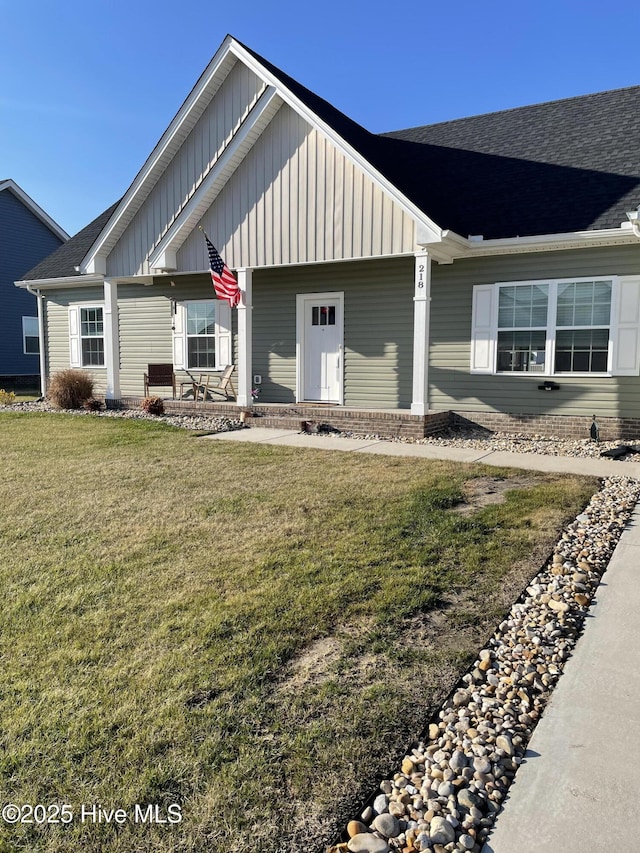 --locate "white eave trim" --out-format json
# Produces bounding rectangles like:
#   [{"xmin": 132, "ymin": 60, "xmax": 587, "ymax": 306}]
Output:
[
  {"xmin": 425, "ymin": 223, "xmax": 640, "ymax": 263},
  {"xmin": 15, "ymin": 274, "xmax": 105, "ymax": 291},
  {"xmin": 0, "ymin": 180, "xmax": 70, "ymax": 242},
  {"xmin": 148, "ymin": 85, "xmax": 282, "ymax": 271}
]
